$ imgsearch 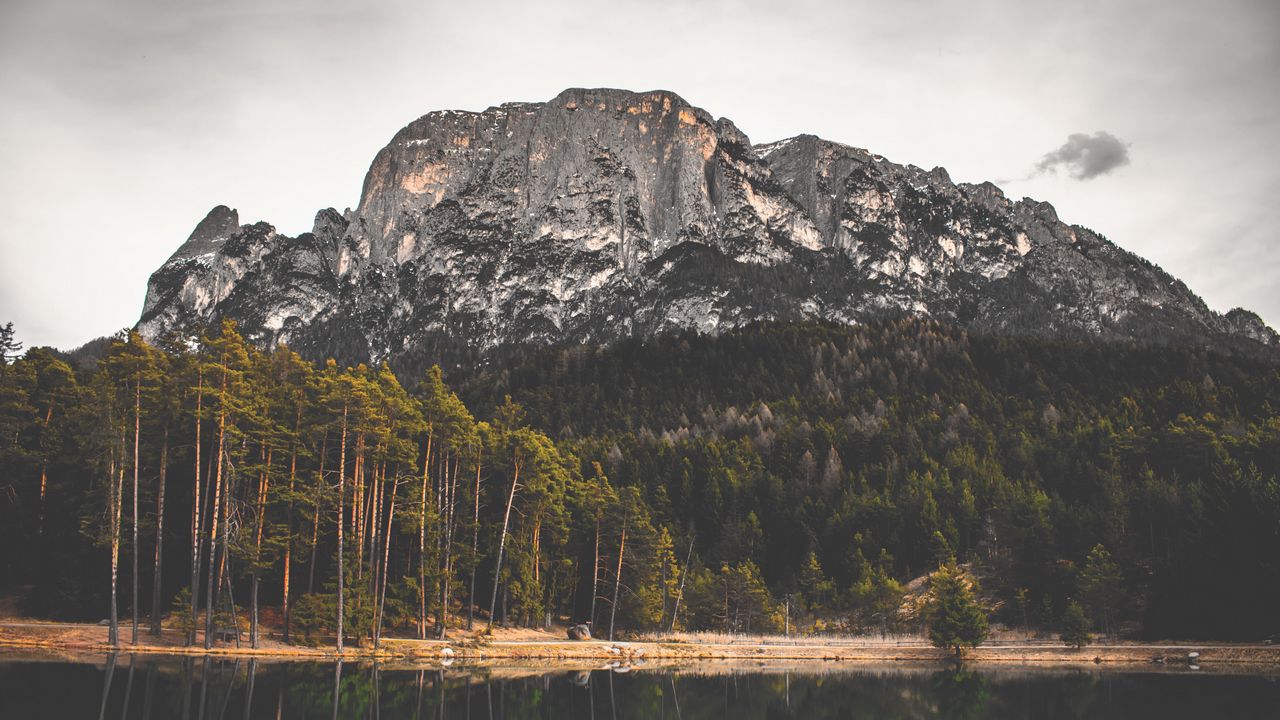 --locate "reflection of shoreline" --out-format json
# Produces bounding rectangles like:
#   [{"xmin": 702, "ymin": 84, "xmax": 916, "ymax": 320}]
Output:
[
  {"xmin": 14, "ymin": 652, "xmax": 1277, "ymax": 720},
  {"xmin": 2, "ymin": 645, "xmax": 1279, "ymax": 679},
  {"xmin": 34, "ymin": 654, "xmax": 1280, "ymax": 699}
]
